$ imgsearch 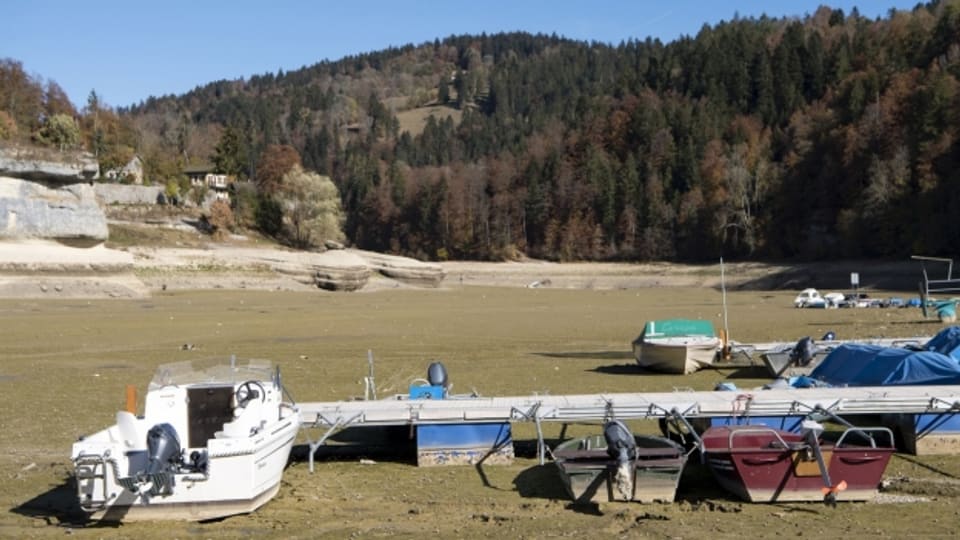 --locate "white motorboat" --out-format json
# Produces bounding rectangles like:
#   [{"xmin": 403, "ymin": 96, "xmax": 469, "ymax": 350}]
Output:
[
  {"xmin": 71, "ymin": 358, "xmax": 300, "ymax": 521},
  {"xmin": 632, "ymin": 319, "xmax": 721, "ymax": 374}
]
